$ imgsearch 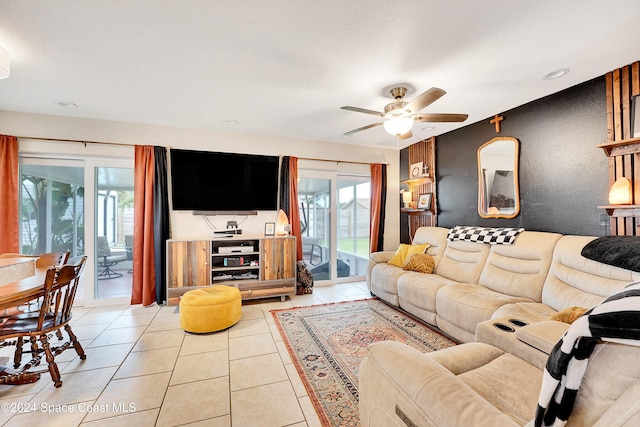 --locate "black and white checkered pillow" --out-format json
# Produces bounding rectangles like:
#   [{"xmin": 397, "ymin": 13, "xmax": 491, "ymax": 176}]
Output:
[{"xmin": 447, "ymin": 226, "xmax": 524, "ymax": 245}]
